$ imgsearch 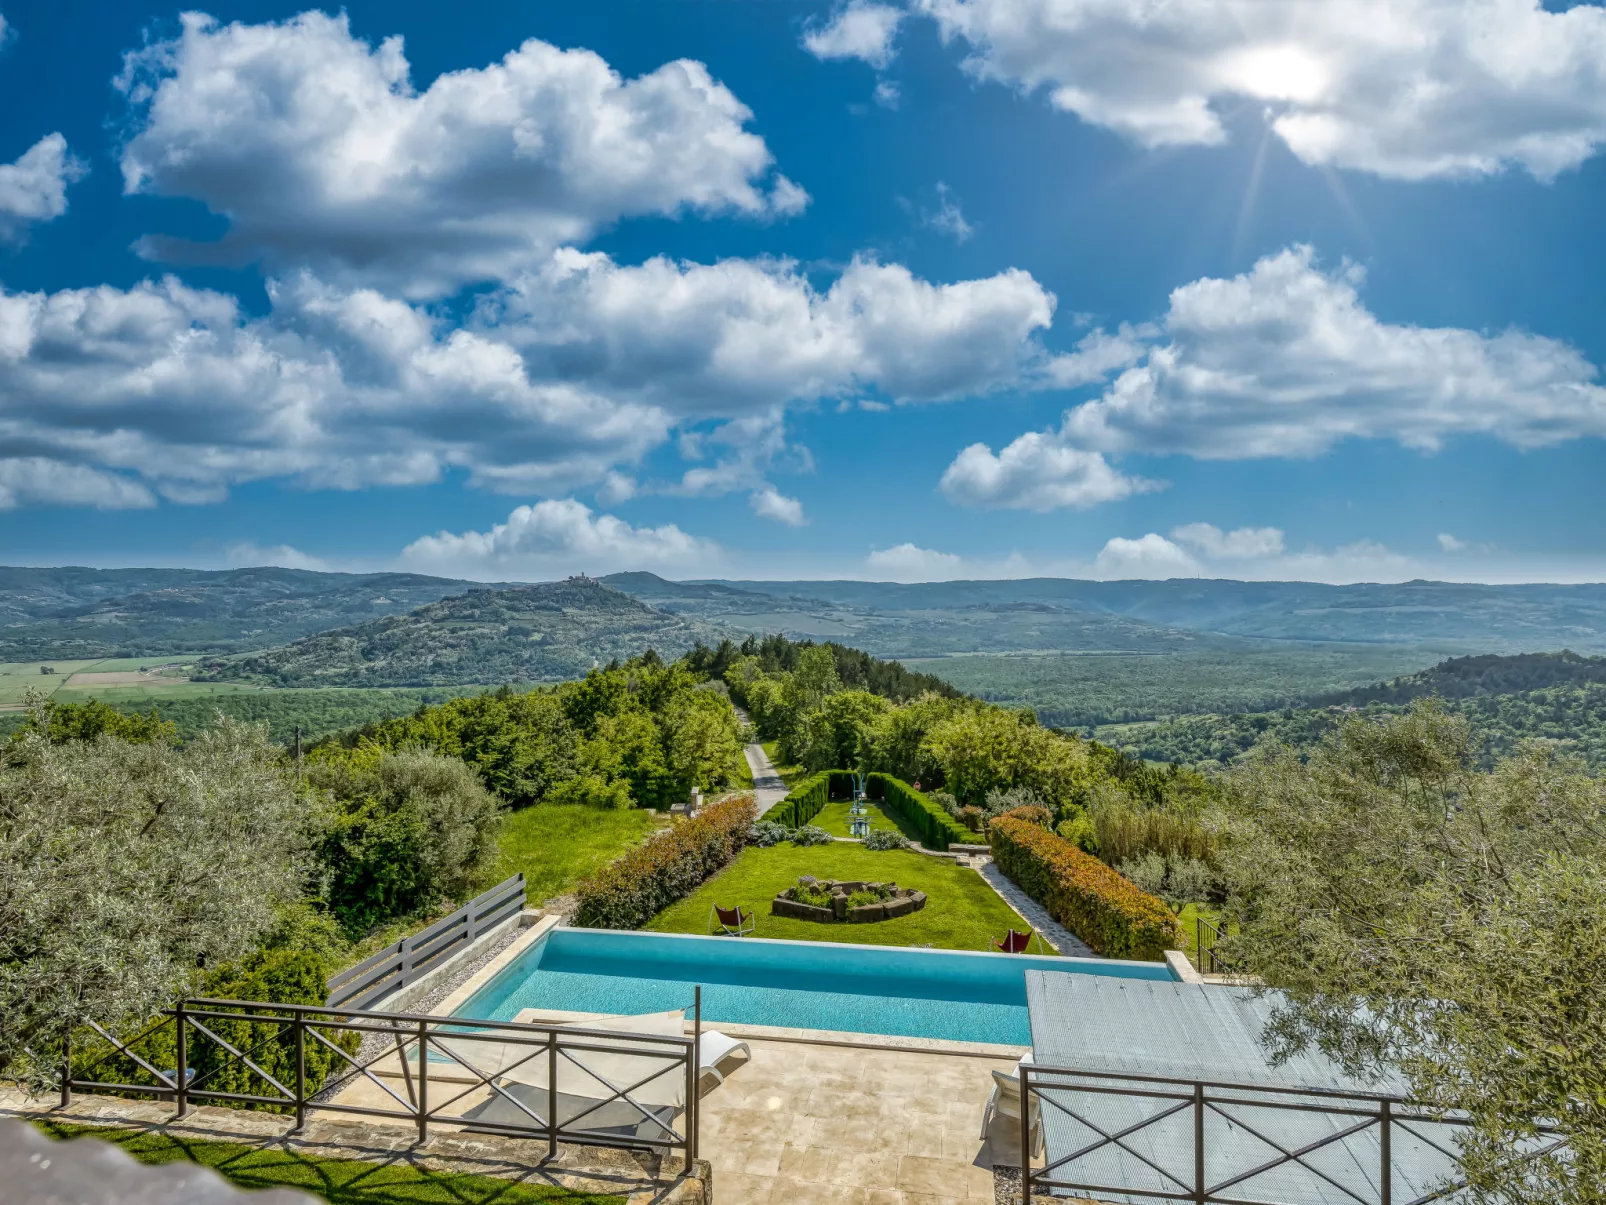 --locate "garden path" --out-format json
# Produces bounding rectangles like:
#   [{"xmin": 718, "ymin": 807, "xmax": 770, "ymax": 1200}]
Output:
[
  {"xmin": 977, "ymin": 861, "xmax": 1094, "ymax": 957},
  {"xmin": 742, "ymin": 742, "xmax": 789, "ymax": 815}
]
